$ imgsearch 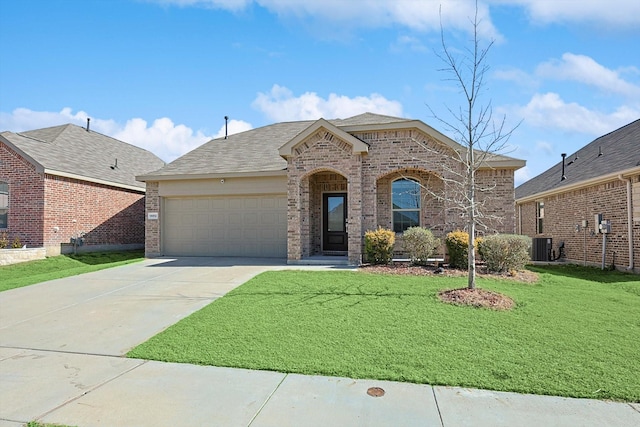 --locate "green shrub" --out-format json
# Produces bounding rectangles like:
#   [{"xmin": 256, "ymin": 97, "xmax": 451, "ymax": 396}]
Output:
[
  {"xmin": 402, "ymin": 227, "xmax": 440, "ymax": 265},
  {"xmin": 365, "ymin": 227, "xmax": 395, "ymax": 265},
  {"xmin": 445, "ymin": 230, "xmax": 476, "ymax": 269},
  {"xmin": 478, "ymin": 234, "xmax": 532, "ymax": 272}
]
